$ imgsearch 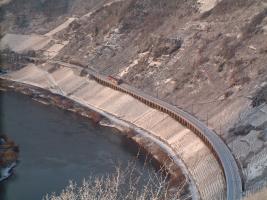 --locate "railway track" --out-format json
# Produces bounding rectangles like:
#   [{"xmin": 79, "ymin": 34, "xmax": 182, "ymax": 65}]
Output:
[{"xmin": 38, "ymin": 59, "xmax": 244, "ymax": 199}]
